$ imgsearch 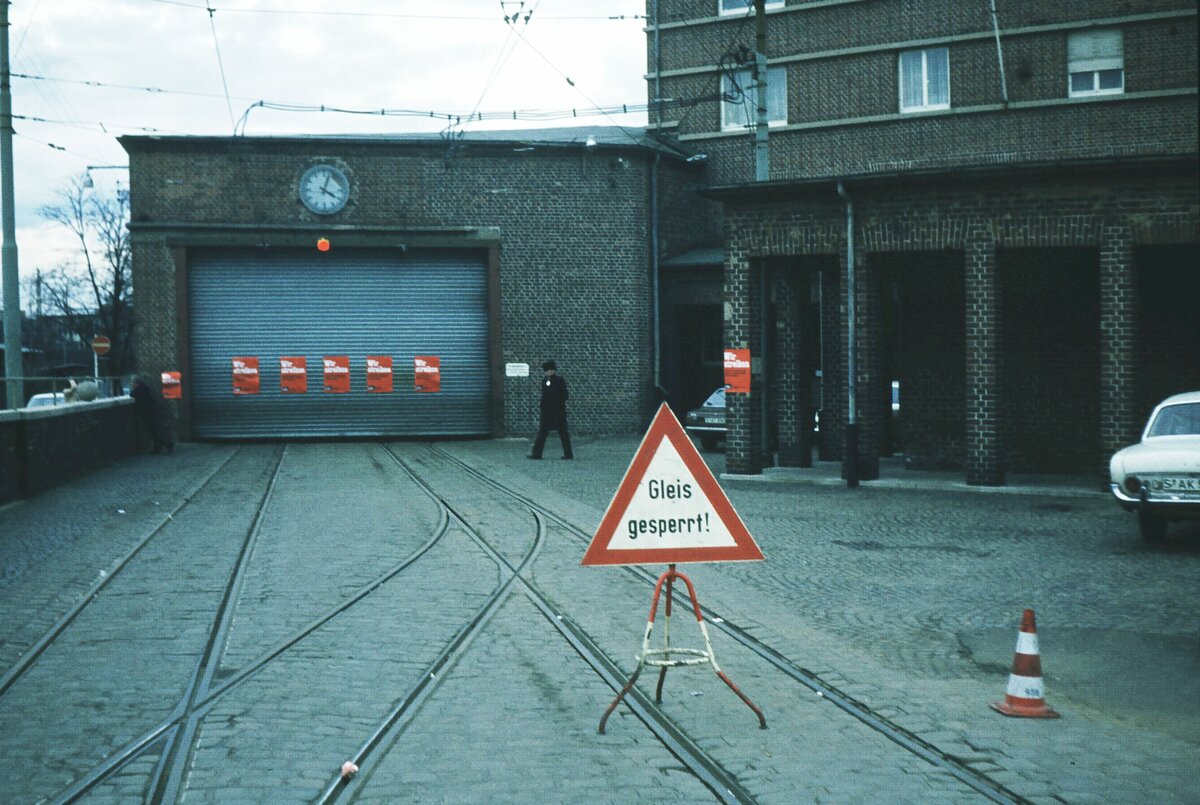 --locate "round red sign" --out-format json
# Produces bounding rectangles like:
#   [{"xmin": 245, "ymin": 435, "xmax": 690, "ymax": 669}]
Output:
[{"xmin": 91, "ymin": 336, "xmax": 112, "ymax": 356}]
